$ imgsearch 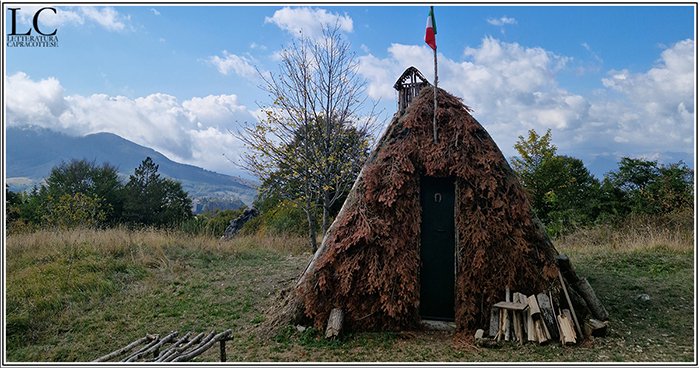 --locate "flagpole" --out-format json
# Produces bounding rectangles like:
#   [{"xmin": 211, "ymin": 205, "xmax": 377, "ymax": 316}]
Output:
[
  {"xmin": 433, "ymin": 45, "xmax": 438, "ymax": 144},
  {"xmin": 431, "ymin": 6, "xmax": 438, "ymax": 144}
]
